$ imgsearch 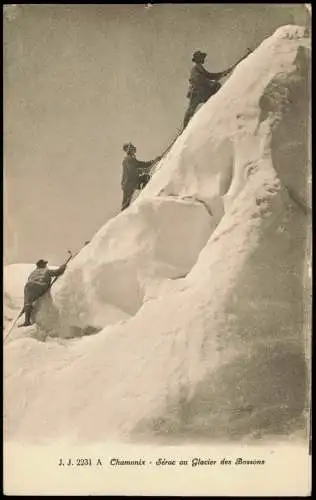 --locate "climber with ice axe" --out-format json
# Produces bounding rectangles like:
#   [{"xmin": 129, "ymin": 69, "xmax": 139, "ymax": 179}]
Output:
[
  {"xmin": 121, "ymin": 142, "xmax": 162, "ymax": 211},
  {"xmin": 183, "ymin": 48, "xmax": 253, "ymax": 129},
  {"xmin": 17, "ymin": 251, "xmax": 73, "ymax": 328}
]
